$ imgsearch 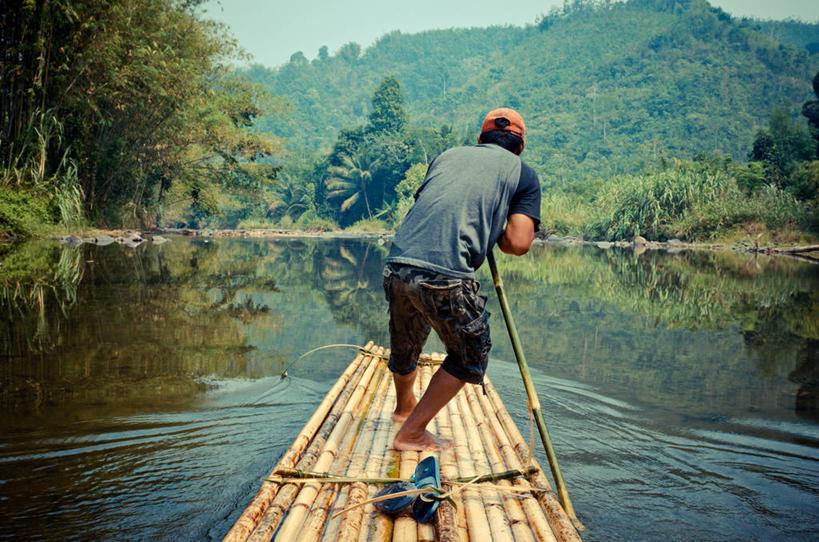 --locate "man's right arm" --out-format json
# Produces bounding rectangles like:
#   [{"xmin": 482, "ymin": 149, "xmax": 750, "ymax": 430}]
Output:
[
  {"xmin": 498, "ymin": 213, "xmax": 536, "ymax": 256},
  {"xmin": 499, "ymin": 162, "xmax": 540, "ymax": 256}
]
